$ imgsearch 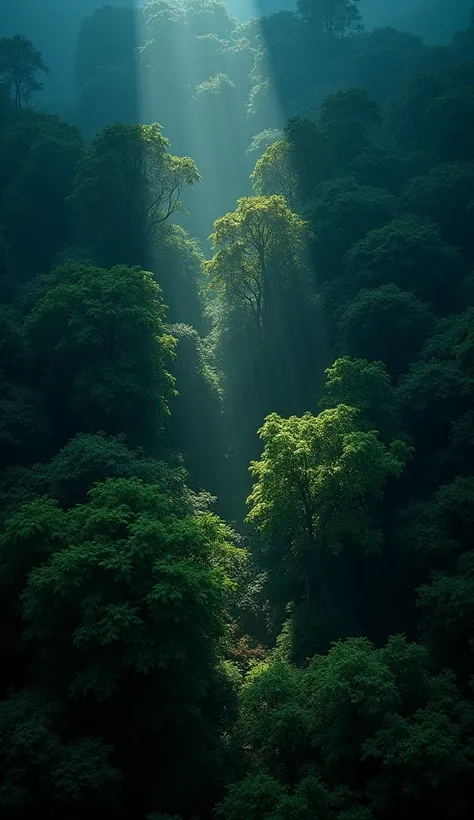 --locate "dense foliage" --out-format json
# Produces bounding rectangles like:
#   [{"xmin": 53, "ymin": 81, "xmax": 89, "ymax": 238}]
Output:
[{"xmin": 1, "ymin": 2, "xmax": 474, "ymax": 820}]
